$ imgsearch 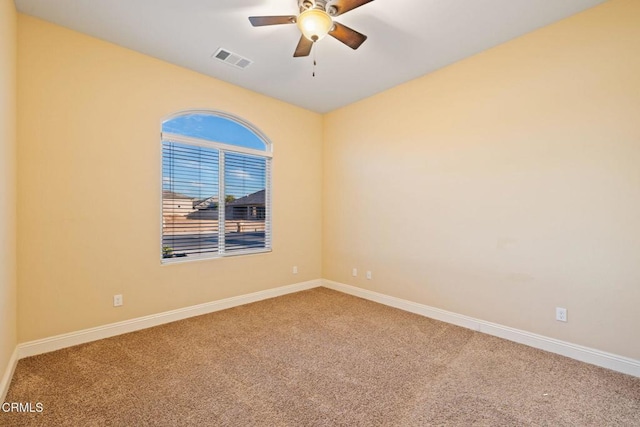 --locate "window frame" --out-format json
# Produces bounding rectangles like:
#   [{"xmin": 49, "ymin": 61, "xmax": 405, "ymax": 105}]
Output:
[{"xmin": 160, "ymin": 110, "xmax": 273, "ymax": 264}]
